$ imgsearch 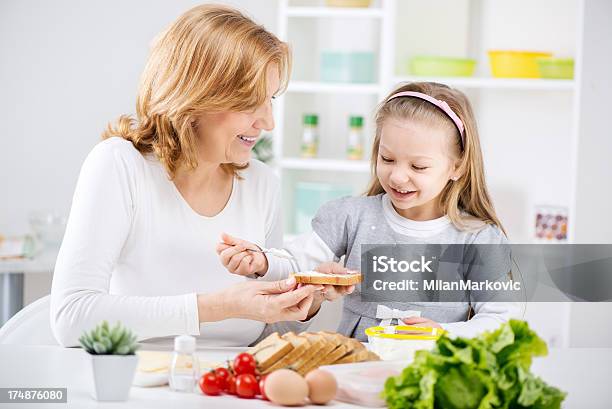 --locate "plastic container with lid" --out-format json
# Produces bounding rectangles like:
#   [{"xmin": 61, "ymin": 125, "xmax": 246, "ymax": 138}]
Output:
[
  {"xmin": 294, "ymin": 182, "xmax": 352, "ymax": 234},
  {"xmin": 365, "ymin": 325, "xmax": 443, "ymax": 361},
  {"xmin": 409, "ymin": 56, "xmax": 476, "ymax": 77},
  {"xmin": 488, "ymin": 50, "xmax": 553, "ymax": 78},
  {"xmin": 320, "ymin": 360, "xmax": 407, "ymax": 407},
  {"xmin": 536, "ymin": 57, "xmax": 574, "ymax": 79}
]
